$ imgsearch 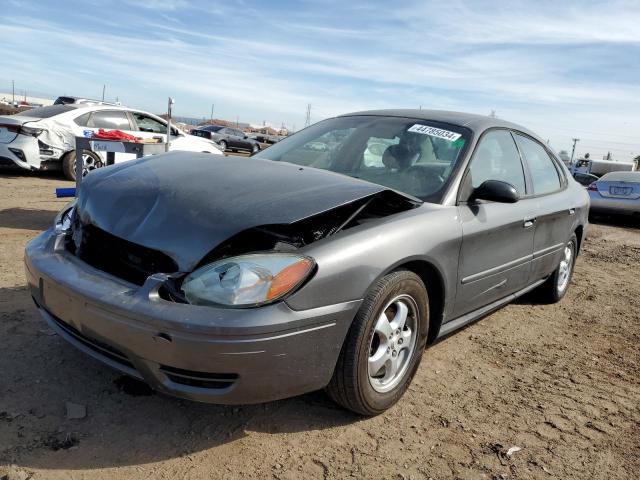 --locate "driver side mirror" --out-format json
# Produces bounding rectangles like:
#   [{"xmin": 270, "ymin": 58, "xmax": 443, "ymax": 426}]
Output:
[{"xmin": 471, "ymin": 180, "xmax": 519, "ymax": 203}]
